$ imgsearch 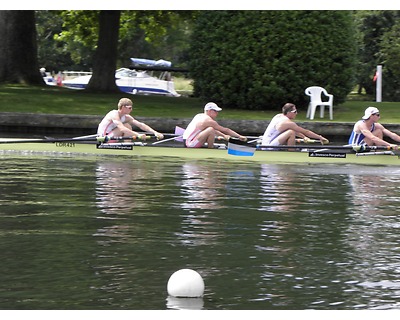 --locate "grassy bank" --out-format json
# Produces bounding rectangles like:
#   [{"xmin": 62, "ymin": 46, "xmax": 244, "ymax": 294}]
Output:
[{"xmin": 1, "ymin": 84, "xmax": 400, "ymax": 123}]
